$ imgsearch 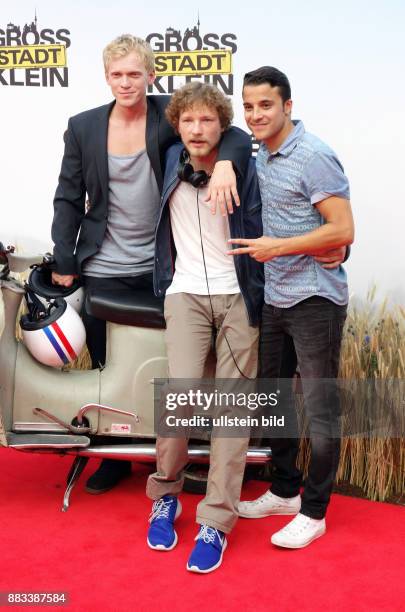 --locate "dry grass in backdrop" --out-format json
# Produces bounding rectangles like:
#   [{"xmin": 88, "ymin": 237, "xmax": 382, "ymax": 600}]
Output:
[{"xmin": 298, "ymin": 288, "xmax": 405, "ymax": 502}]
